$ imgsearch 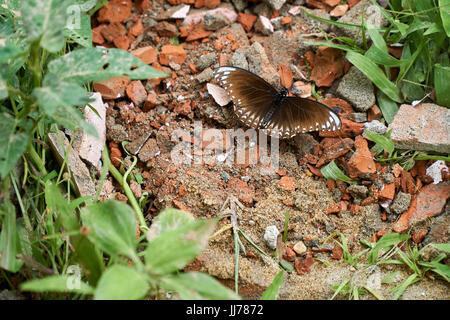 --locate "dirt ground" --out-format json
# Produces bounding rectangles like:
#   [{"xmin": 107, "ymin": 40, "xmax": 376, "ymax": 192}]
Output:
[{"xmin": 93, "ymin": 0, "xmax": 450, "ymax": 299}]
